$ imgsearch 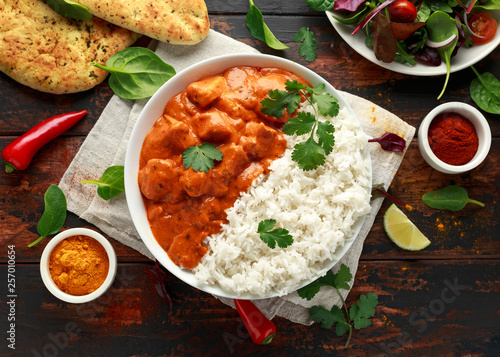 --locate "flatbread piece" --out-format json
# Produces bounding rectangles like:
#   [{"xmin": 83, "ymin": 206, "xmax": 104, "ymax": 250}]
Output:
[
  {"xmin": 0, "ymin": 0, "xmax": 141, "ymax": 94},
  {"xmin": 71, "ymin": 0, "xmax": 210, "ymax": 45}
]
